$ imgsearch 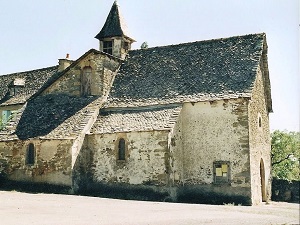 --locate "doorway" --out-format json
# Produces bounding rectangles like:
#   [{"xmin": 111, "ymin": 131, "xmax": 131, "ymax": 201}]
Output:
[{"xmin": 260, "ymin": 159, "xmax": 266, "ymax": 202}]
